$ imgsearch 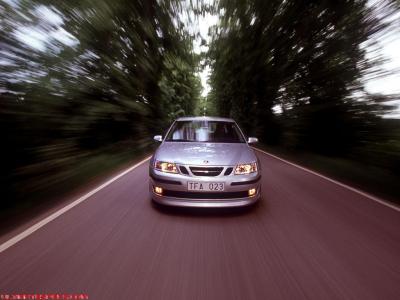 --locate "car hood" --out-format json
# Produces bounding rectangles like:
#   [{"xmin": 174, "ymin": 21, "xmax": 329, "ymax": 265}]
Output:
[{"xmin": 155, "ymin": 142, "xmax": 257, "ymax": 166}]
